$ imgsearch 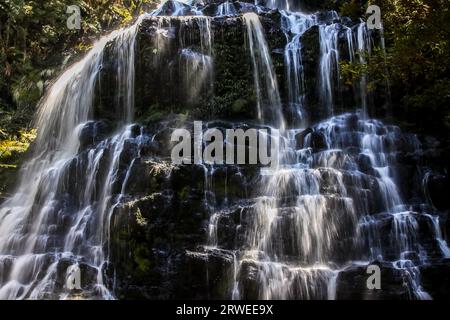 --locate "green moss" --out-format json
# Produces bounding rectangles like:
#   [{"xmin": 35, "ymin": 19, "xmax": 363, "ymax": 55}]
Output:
[
  {"xmin": 134, "ymin": 243, "xmax": 152, "ymax": 275},
  {"xmin": 137, "ymin": 104, "xmax": 166, "ymax": 123},
  {"xmin": 231, "ymin": 98, "xmax": 248, "ymax": 114},
  {"xmin": 339, "ymin": 0, "xmax": 364, "ymax": 20},
  {"xmin": 178, "ymin": 186, "xmax": 190, "ymax": 201}
]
